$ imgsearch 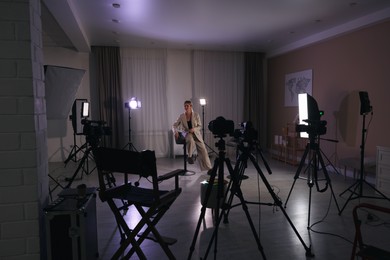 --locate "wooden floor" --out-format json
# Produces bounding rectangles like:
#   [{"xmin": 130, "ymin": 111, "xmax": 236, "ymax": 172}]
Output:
[{"xmin": 48, "ymin": 150, "xmax": 390, "ymax": 260}]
